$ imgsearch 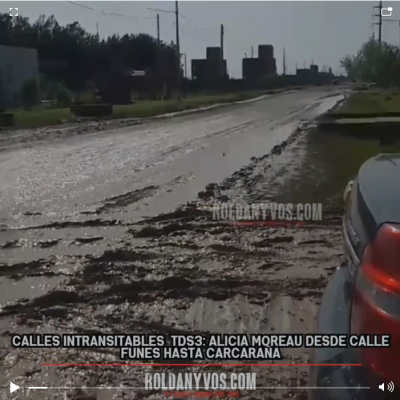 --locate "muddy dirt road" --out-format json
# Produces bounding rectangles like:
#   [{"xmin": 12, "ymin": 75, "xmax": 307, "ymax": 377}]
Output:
[{"xmin": 0, "ymin": 88, "xmax": 344, "ymax": 400}]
